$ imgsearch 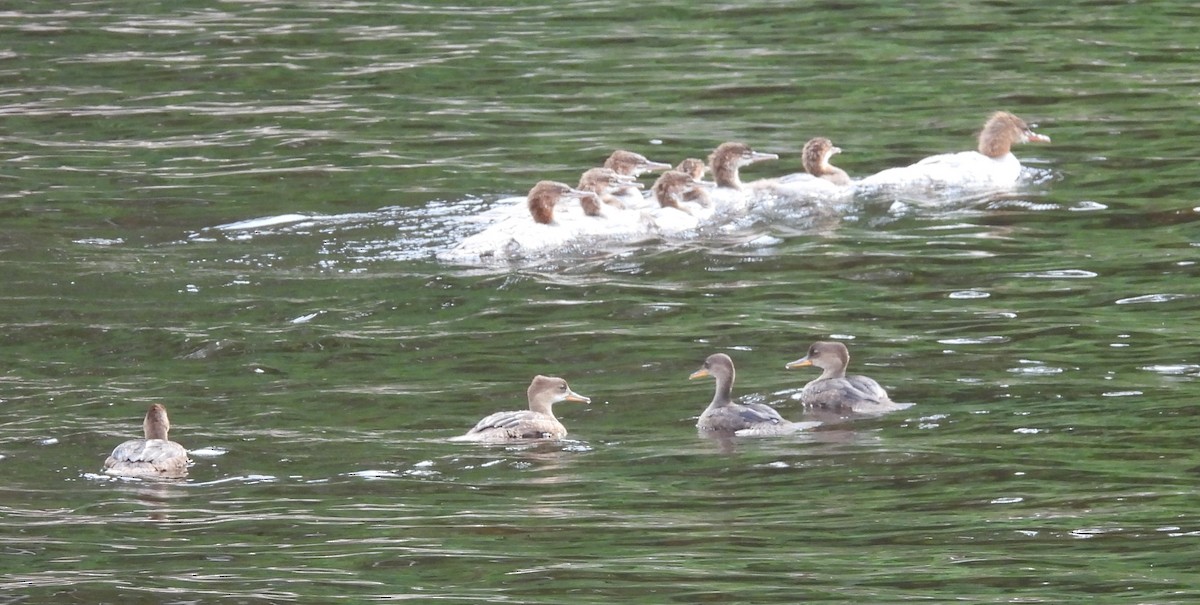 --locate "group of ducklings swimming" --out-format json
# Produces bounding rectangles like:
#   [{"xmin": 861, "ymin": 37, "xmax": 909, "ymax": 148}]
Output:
[
  {"xmin": 103, "ymin": 341, "xmax": 903, "ymax": 479},
  {"xmin": 446, "ymin": 111, "xmax": 1049, "ymax": 259}
]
